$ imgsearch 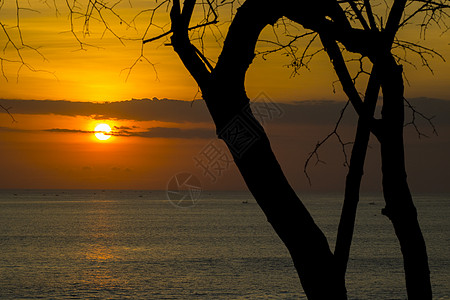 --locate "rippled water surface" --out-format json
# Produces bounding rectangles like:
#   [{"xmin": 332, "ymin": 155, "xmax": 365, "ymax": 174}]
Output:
[{"xmin": 0, "ymin": 190, "xmax": 449, "ymax": 299}]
